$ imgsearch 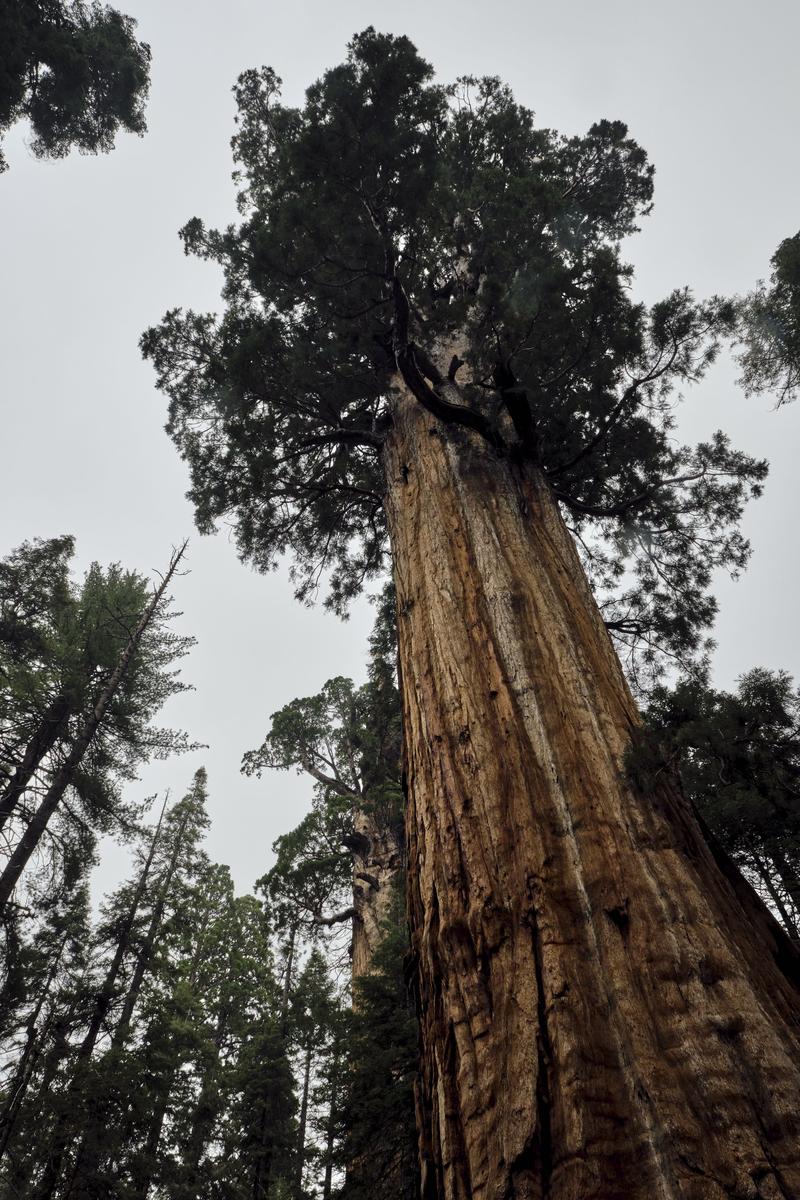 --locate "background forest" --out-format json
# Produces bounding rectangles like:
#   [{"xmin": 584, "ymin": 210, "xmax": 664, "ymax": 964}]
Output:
[{"xmin": 1, "ymin": 1, "xmax": 799, "ymax": 1198}]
